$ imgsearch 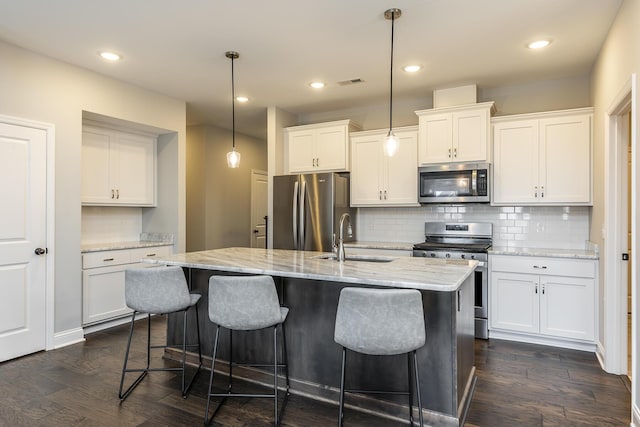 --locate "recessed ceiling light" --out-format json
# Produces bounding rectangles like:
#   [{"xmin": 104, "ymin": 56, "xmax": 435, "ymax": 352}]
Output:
[
  {"xmin": 403, "ymin": 65, "xmax": 422, "ymax": 73},
  {"xmin": 99, "ymin": 51, "xmax": 121, "ymax": 61},
  {"xmin": 309, "ymin": 81, "xmax": 325, "ymax": 89},
  {"xmin": 236, "ymin": 96, "xmax": 249, "ymax": 103},
  {"xmin": 527, "ymin": 40, "xmax": 551, "ymax": 49}
]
